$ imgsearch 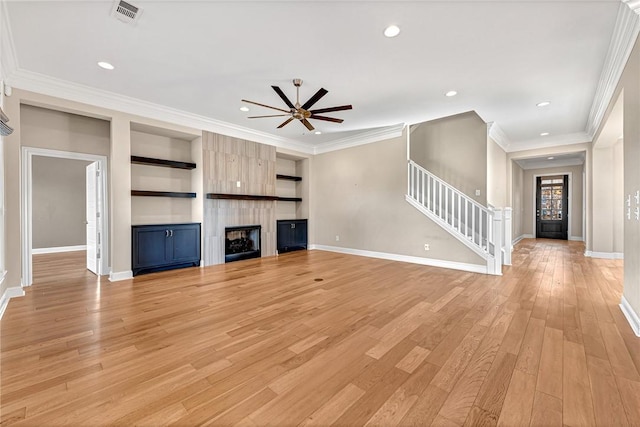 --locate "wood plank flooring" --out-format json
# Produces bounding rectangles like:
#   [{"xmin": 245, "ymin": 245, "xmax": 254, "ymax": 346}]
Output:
[{"xmin": 1, "ymin": 239, "xmax": 638, "ymax": 426}]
